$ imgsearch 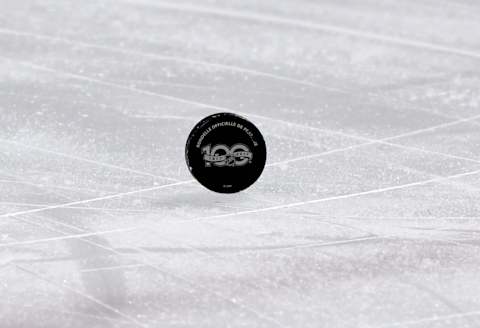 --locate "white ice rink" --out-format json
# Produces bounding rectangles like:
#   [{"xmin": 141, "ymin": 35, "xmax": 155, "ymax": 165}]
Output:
[{"xmin": 1, "ymin": 0, "xmax": 480, "ymax": 327}]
